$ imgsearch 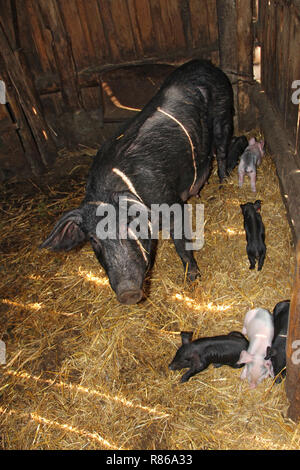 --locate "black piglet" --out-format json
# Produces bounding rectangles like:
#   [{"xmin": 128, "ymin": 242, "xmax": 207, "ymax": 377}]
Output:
[{"xmin": 240, "ymin": 200, "xmax": 266, "ymax": 271}]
